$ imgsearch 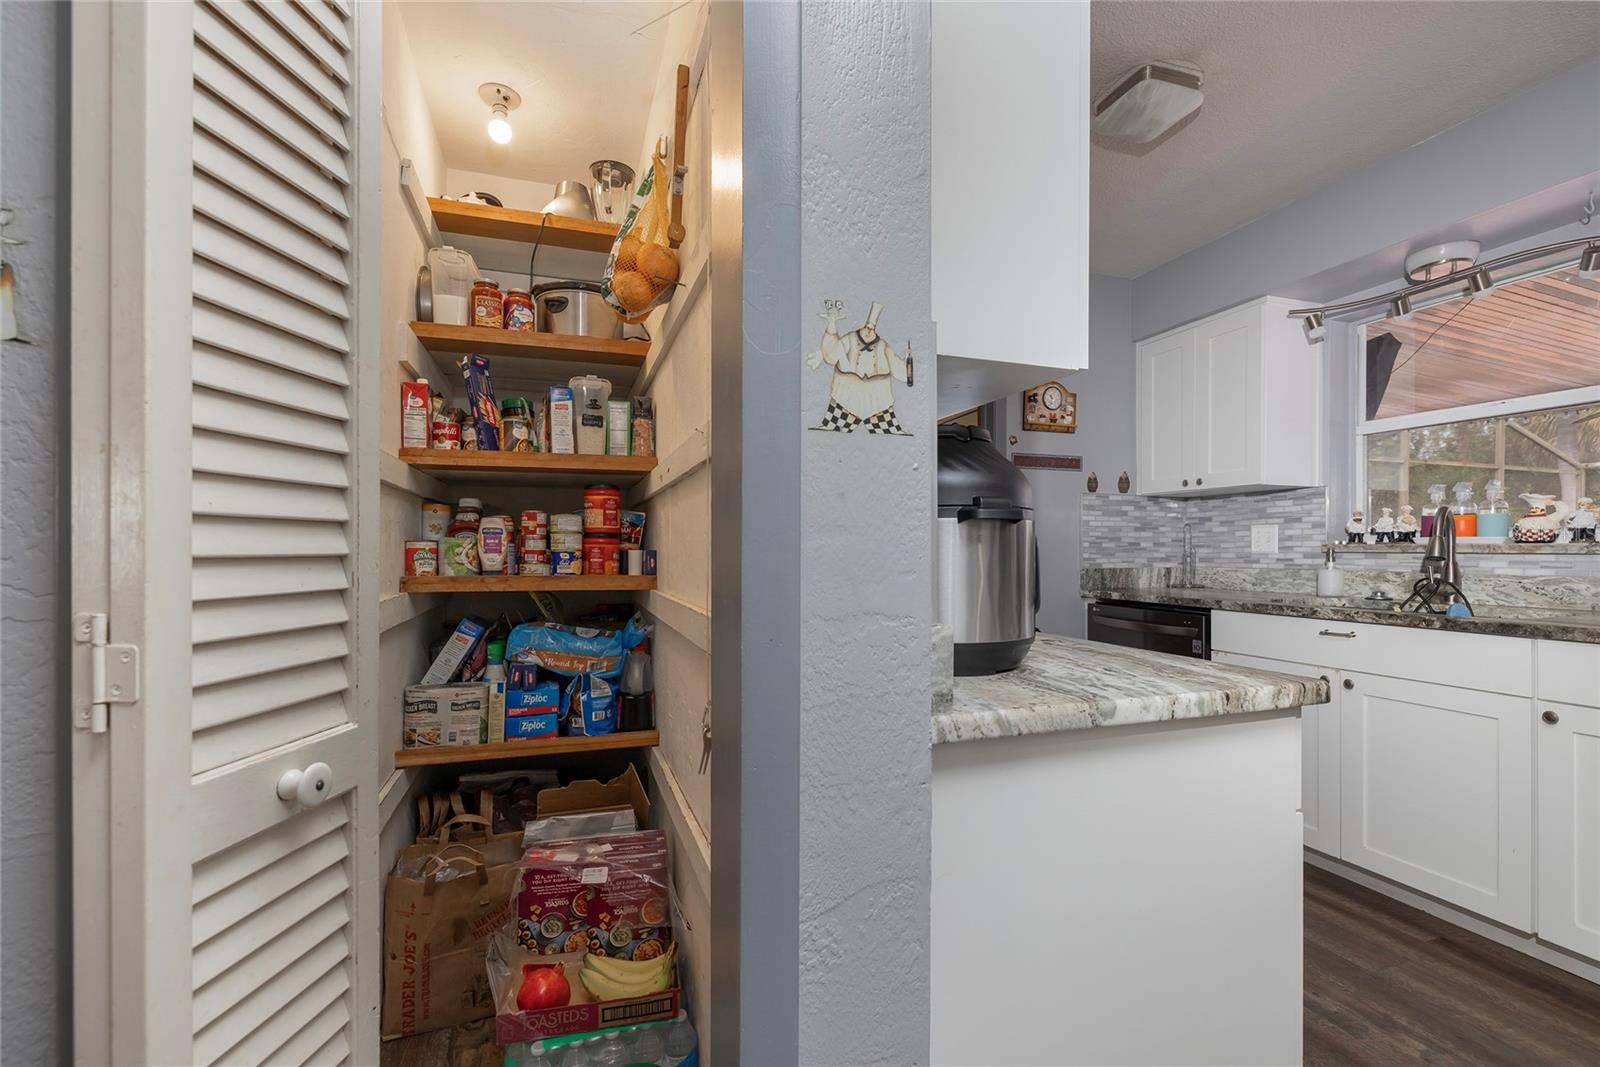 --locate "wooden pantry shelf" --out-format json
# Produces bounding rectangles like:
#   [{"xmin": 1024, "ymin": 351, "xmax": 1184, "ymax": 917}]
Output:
[
  {"xmin": 429, "ymin": 197, "xmax": 619, "ymax": 253},
  {"xmin": 401, "ymin": 574, "xmax": 656, "ymax": 594},
  {"xmin": 399, "ymin": 448, "xmax": 655, "ymax": 485},
  {"xmin": 409, "ymin": 322, "xmax": 648, "ymax": 369},
  {"xmin": 395, "ymin": 731, "xmax": 659, "ymax": 769}
]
